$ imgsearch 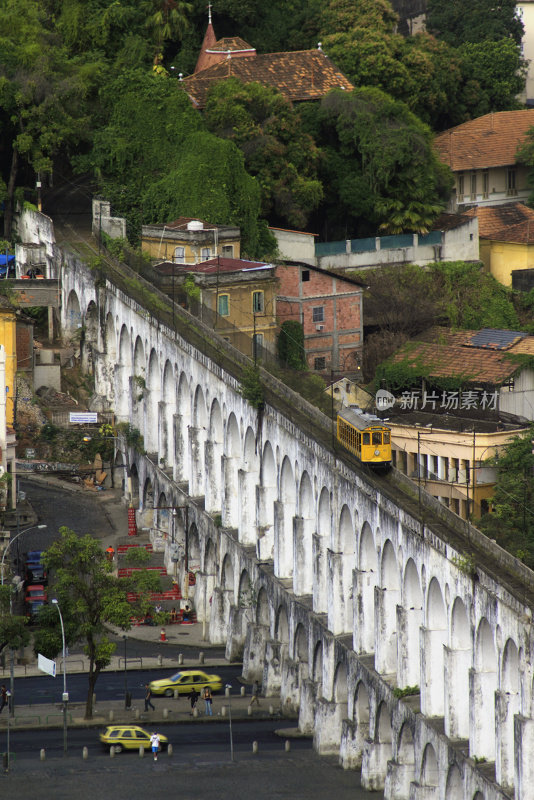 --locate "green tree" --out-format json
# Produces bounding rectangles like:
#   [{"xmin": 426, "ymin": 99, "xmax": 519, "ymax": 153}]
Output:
[
  {"xmin": 204, "ymin": 79, "xmax": 323, "ymax": 229},
  {"xmin": 458, "ymin": 40, "xmax": 526, "ymax": 117},
  {"xmin": 277, "ymin": 321, "xmax": 306, "ymax": 370},
  {"xmin": 426, "ymin": 0, "xmax": 524, "ymax": 48},
  {"xmin": 38, "ymin": 527, "xmax": 134, "ymax": 719},
  {"xmin": 431, "ymin": 261, "xmax": 520, "ymax": 329},
  {"xmin": 146, "ymin": 0, "xmax": 193, "ymax": 55},
  {"xmin": 84, "ymin": 70, "xmax": 267, "ymax": 255},
  {"xmin": 478, "ymin": 426, "xmax": 534, "ymax": 567},
  {"xmin": 0, "ymin": 0, "xmax": 100, "ymax": 237},
  {"xmin": 319, "ymin": 0, "xmax": 525, "ymax": 130},
  {"xmin": 0, "ymin": 583, "xmax": 30, "ymax": 659},
  {"xmin": 308, "ymin": 87, "xmax": 452, "ymax": 238},
  {"xmin": 141, "ymin": 131, "xmax": 263, "ymax": 256}
]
